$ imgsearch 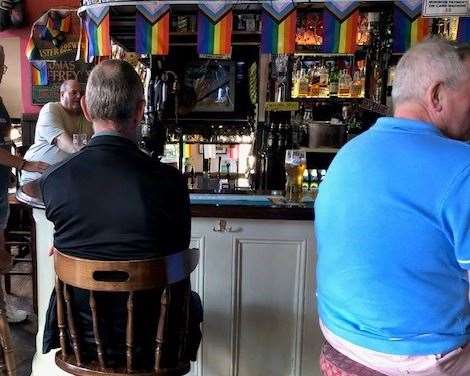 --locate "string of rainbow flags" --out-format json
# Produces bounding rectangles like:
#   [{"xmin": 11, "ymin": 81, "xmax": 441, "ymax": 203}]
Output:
[{"xmin": 28, "ymin": 0, "xmax": 469, "ymax": 85}]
